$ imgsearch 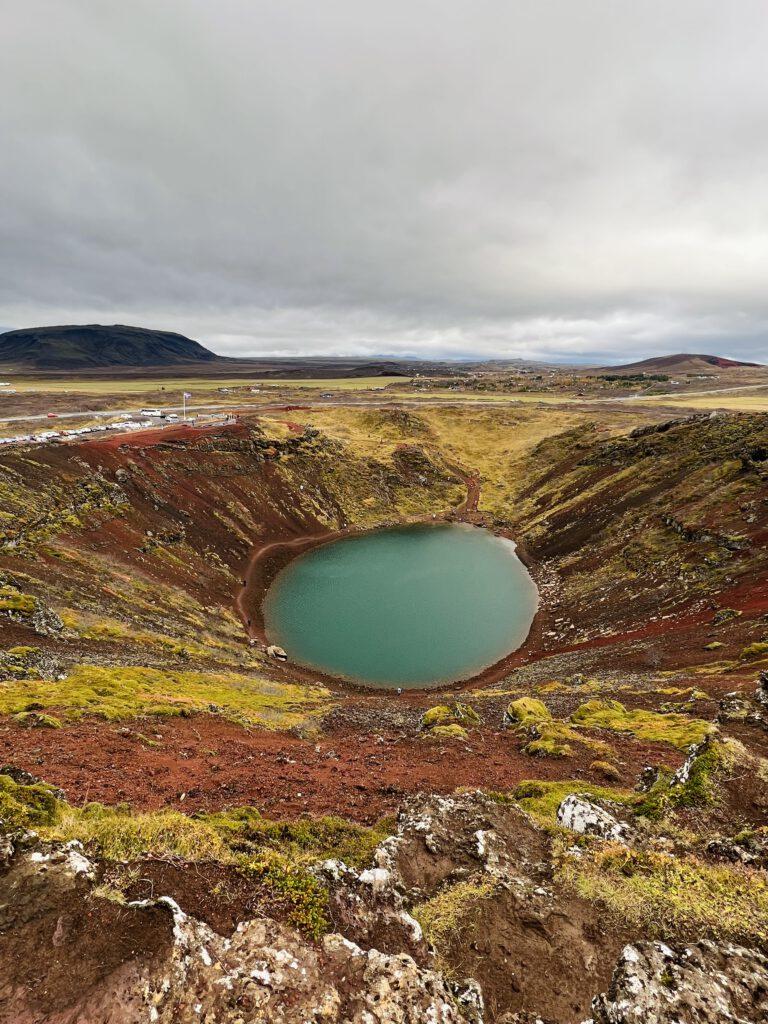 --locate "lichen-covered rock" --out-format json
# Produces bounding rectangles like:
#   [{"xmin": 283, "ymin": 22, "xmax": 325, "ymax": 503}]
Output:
[
  {"xmin": 757, "ymin": 670, "xmax": 768, "ymax": 709},
  {"xmin": 0, "ymin": 586, "xmax": 64, "ymax": 637},
  {"xmin": 316, "ymin": 858, "xmax": 427, "ymax": 962},
  {"xmin": 706, "ymin": 826, "xmax": 768, "ymax": 868},
  {"xmin": 716, "ymin": 695, "xmax": 759, "ymax": 724},
  {"xmin": 589, "ymin": 941, "xmax": 768, "ymax": 1023},
  {"xmin": 428, "ymin": 723, "xmax": 469, "ymax": 740},
  {"xmin": 0, "ymin": 841, "xmax": 470, "ymax": 1023},
  {"xmin": 556, "ymin": 795, "xmax": 632, "ymax": 844}
]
